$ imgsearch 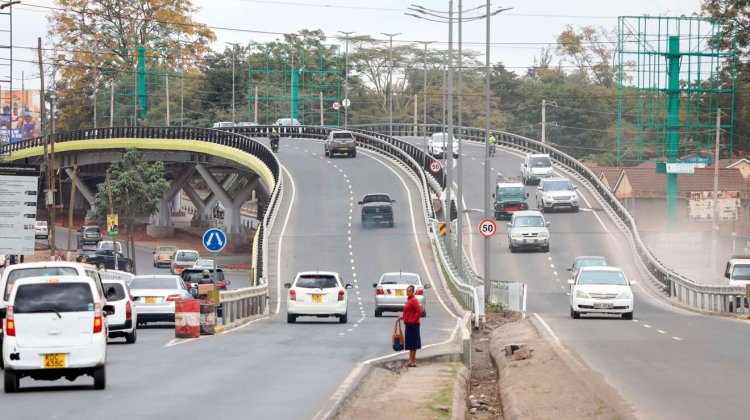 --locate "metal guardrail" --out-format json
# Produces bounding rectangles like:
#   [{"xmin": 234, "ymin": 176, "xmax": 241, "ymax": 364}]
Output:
[
  {"xmin": 352, "ymin": 123, "xmax": 747, "ymax": 314},
  {"xmin": 218, "ymin": 285, "xmax": 268, "ymax": 326}
]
